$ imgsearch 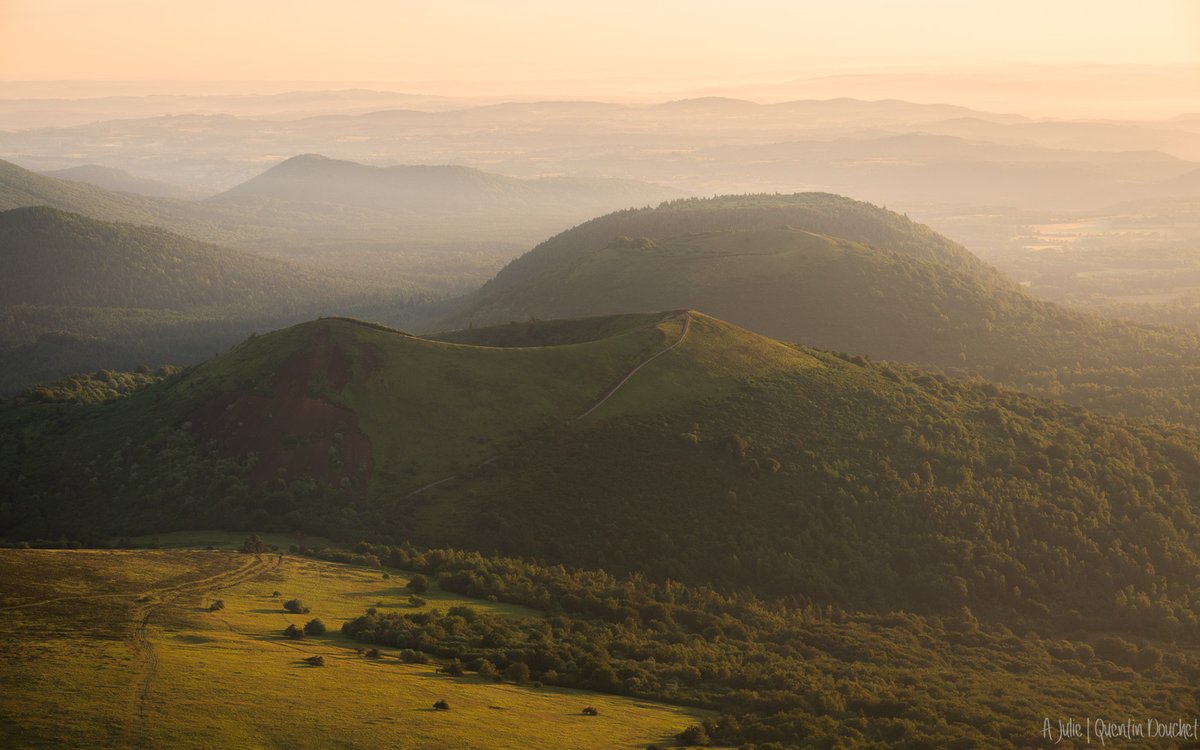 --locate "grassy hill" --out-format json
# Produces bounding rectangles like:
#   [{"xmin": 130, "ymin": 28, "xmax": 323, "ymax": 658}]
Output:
[
  {"xmin": 431, "ymin": 194, "xmax": 1200, "ymax": 427},
  {"xmin": 4, "ymin": 311, "xmax": 1200, "ymax": 631},
  {"xmin": 5, "ymin": 312, "xmax": 1200, "ymax": 747}
]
